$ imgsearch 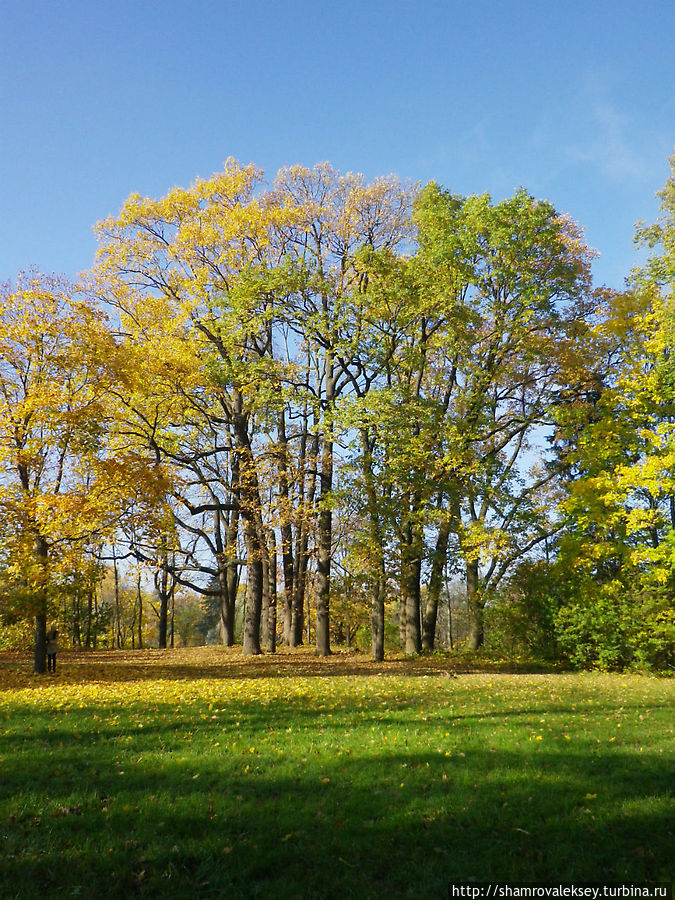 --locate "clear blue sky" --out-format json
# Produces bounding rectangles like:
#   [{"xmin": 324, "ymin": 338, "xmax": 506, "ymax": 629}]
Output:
[{"xmin": 1, "ymin": 0, "xmax": 673, "ymax": 289}]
